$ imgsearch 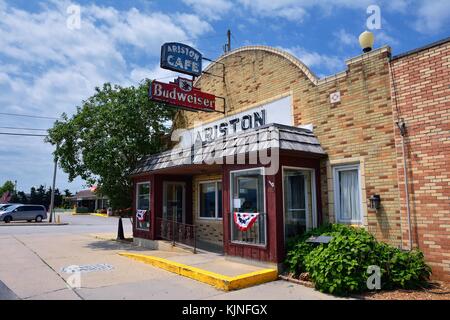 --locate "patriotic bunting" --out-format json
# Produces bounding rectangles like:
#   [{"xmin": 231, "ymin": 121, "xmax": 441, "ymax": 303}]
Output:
[
  {"xmin": 233, "ymin": 212, "xmax": 260, "ymax": 231},
  {"xmin": 136, "ymin": 209, "xmax": 147, "ymax": 221}
]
